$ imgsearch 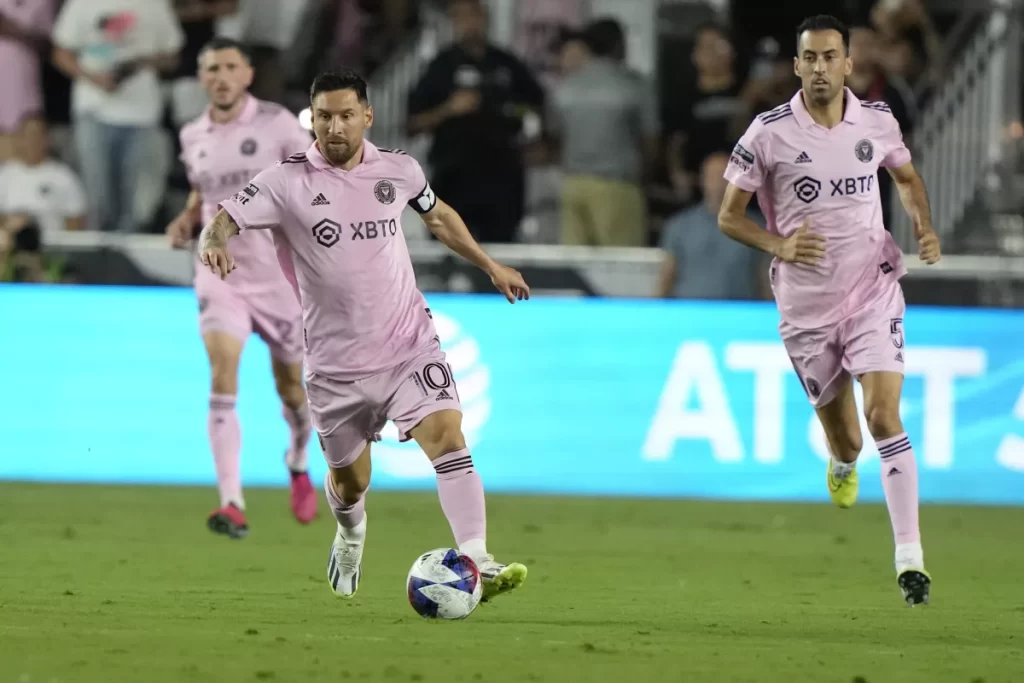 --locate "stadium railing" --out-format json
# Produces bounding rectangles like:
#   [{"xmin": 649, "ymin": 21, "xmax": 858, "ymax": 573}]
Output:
[{"xmin": 888, "ymin": 1, "xmax": 1024, "ymax": 255}]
